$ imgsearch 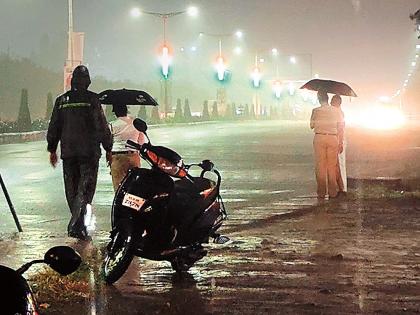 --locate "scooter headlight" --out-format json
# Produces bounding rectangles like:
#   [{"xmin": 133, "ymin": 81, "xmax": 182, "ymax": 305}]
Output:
[
  {"xmin": 157, "ymin": 157, "xmax": 180, "ymax": 176},
  {"xmin": 157, "ymin": 158, "xmax": 187, "ymax": 177}
]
